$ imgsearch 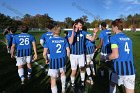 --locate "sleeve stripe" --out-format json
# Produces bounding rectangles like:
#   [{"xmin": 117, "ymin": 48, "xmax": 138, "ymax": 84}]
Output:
[{"xmin": 111, "ymin": 44, "xmax": 118, "ymax": 48}]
